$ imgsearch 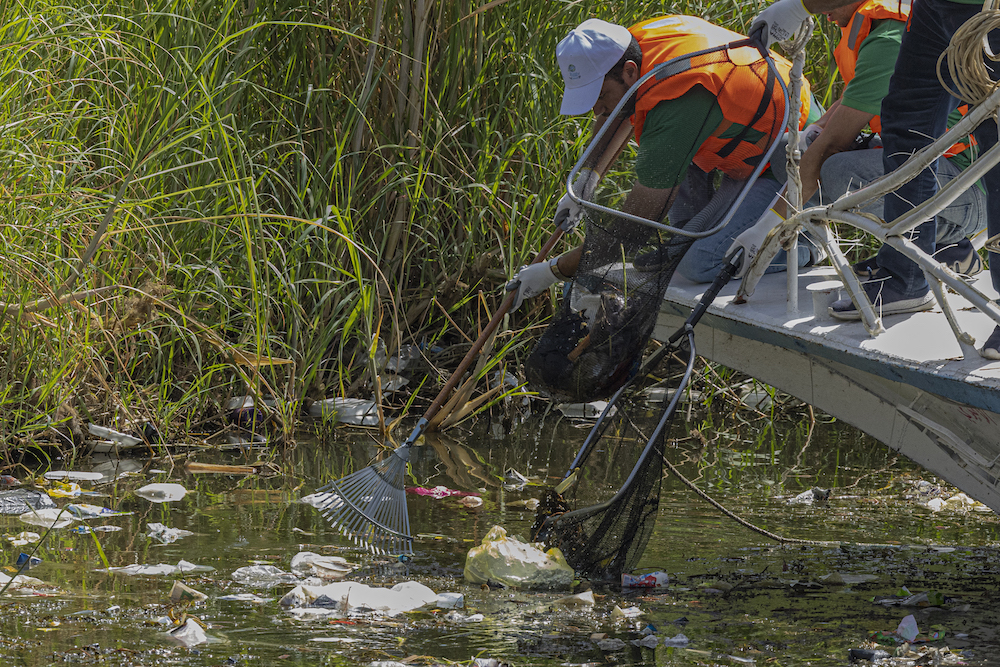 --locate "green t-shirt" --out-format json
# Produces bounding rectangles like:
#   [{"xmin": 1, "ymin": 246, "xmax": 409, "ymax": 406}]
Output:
[
  {"xmin": 840, "ymin": 19, "xmax": 904, "ymax": 116},
  {"xmin": 634, "ymin": 85, "xmax": 822, "ymax": 189},
  {"xmin": 839, "ymin": 17, "xmax": 977, "ymax": 177}
]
